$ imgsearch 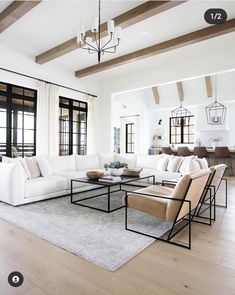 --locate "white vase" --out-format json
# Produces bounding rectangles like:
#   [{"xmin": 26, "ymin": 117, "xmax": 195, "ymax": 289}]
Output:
[
  {"xmin": 110, "ymin": 168, "xmax": 124, "ymax": 176},
  {"xmin": 212, "ymin": 141, "xmax": 222, "ymax": 149}
]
